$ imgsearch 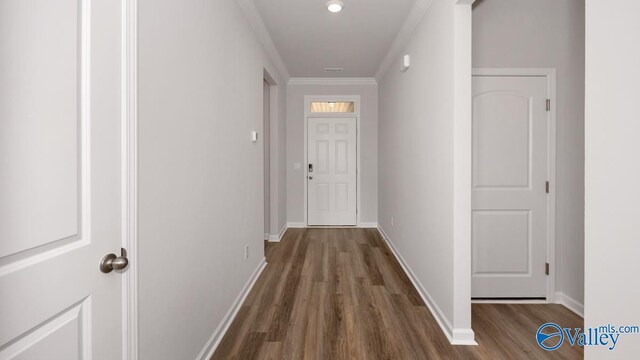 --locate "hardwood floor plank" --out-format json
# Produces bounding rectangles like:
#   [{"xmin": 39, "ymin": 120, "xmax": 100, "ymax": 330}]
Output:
[
  {"xmin": 370, "ymin": 286, "xmax": 413, "ymax": 359},
  {"xmin": 280, "ymin": 275, "xmax": 313, "ymax": 360},
  {"xmin": 255, "ymin": 341, "xmax": 282, "ymax": 360},
  {"xmin": 267, "ymin": 231, "xmax": 310, "ymax": 342},
  {"xmin": 370, "ymin": 230, "xmax": 425, "ymax": 306},
  {"xmin": 302, "ymin": 282, "xmax": 325, "ymax": 360},
  {"xmin": 360, "ymin": 243, "xmax": 385, "ymax": 286},
  {"xmin": 211, "ymin": 228, "xmax": 584, "ymax": 360},
  {"xmin": 235, "ymin": 332, "xmax": 266, "ymax": 360},
  {"xmin": 355, "ymin": 277, "xmax": 394, "ymax": 360}
]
